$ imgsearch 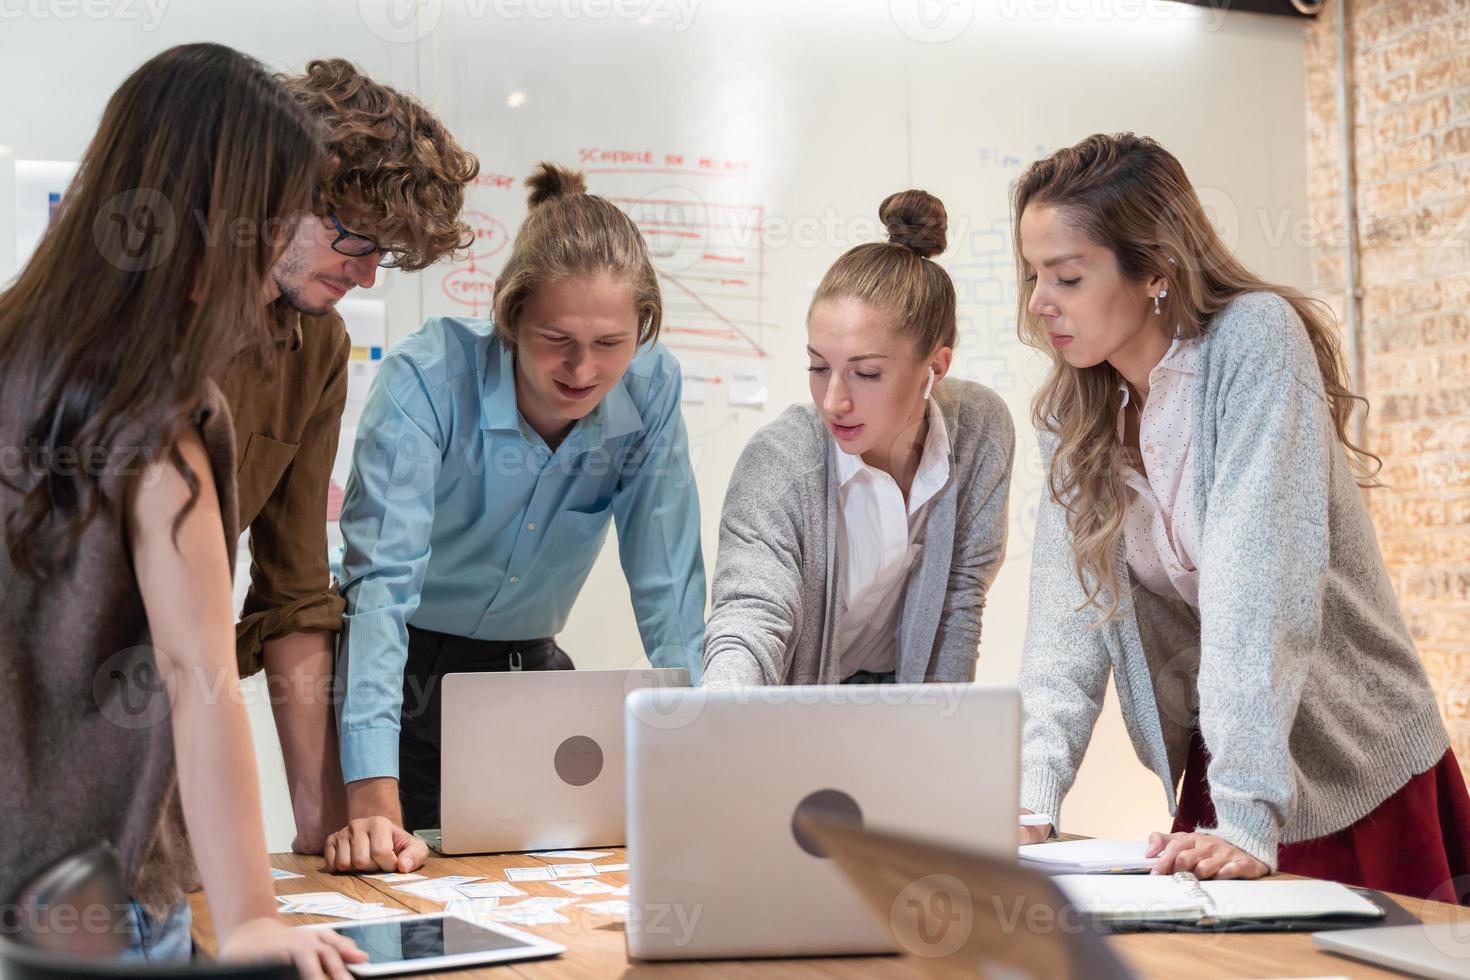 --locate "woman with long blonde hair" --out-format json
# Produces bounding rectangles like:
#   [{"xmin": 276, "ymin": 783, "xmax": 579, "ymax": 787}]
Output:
[{"xmin": 1014, "ymin": 133, "xmax": 1468, "ymax": 901}]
